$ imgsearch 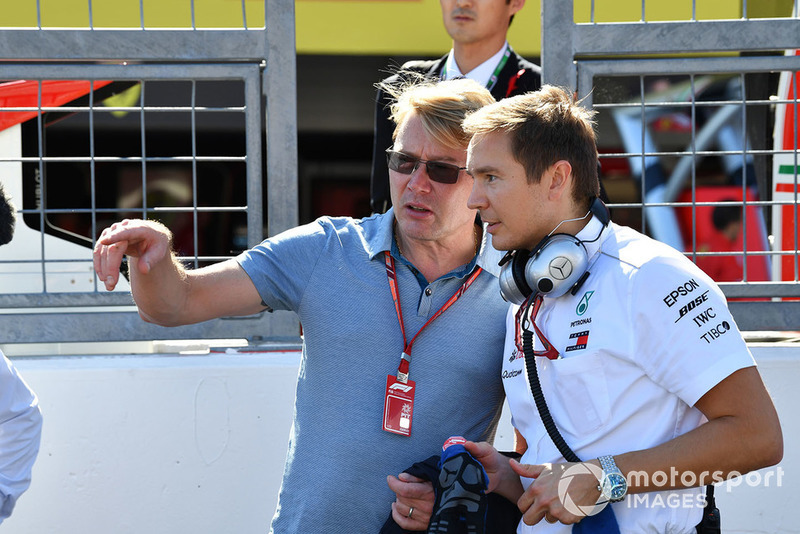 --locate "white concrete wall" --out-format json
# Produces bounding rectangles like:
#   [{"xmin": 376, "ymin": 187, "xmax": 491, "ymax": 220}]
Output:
[
  {"xmin": 3, "ymin": 350, "xmax": 300, "ymax": 534},
  {"xmin": 715, "ymin": 345, "xmax": 798, "ymax": 533},
  {"xmin": 1, "ymin": 344, "xmax": 796, "ymax": 533}
]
